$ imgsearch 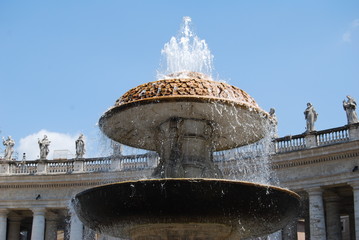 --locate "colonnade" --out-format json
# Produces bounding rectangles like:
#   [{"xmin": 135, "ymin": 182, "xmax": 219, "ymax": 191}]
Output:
[
  {"xmin": 0, "ymin": 208, "xmax": 83, "ymax": 240},
  {"xmin": 1, "ymin": 183, "xmax": 359, "ymax": 240},
  {"xmin": 1, "ymin": 182, "xmax": 359, "ymax": 240},
  {"xmin": 281, "ymin": 181, "xmax": 359, "ymax": 240}
]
